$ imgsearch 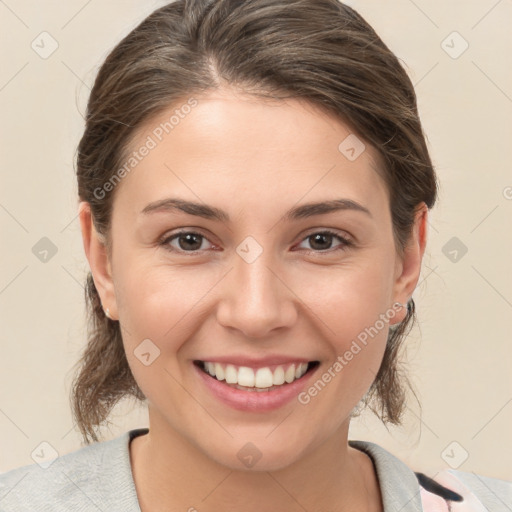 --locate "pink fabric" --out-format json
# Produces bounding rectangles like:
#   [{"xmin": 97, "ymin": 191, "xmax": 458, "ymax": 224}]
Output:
[
  {"xmin": 419, "ymin": 487, "xmax": 450, "ymax": 511},
  {"xmin": 419, "ymin": 471, "xmax": 488, "ymax": 511}
]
